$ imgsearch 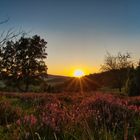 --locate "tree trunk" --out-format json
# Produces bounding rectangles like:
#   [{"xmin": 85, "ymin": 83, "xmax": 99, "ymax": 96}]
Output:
[
  {"xmin": 119, "ymin": 87, "xmax": 122, "ymax": 92},
  {"xmin": 16, "ymin": 79, "xmax": 25, "ymax": 92},
  {"xmin": 25, "ymin": 78, "xmax": 29, "ymax": 92}
]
